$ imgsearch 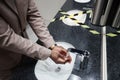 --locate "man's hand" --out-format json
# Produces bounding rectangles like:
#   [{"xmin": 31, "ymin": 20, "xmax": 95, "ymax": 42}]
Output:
[{"xmin": 50, "ymin": 46, "xmax": 72, "ymax": 64}]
